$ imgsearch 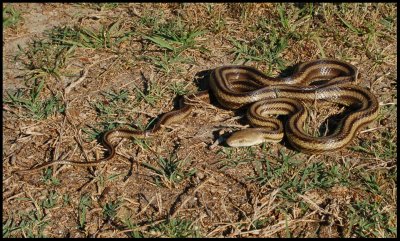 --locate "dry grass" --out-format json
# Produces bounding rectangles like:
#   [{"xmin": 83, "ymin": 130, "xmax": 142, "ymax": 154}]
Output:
[{"xmin": 2, "ymin": 3, "xmax": 397, "ymax": 238}]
